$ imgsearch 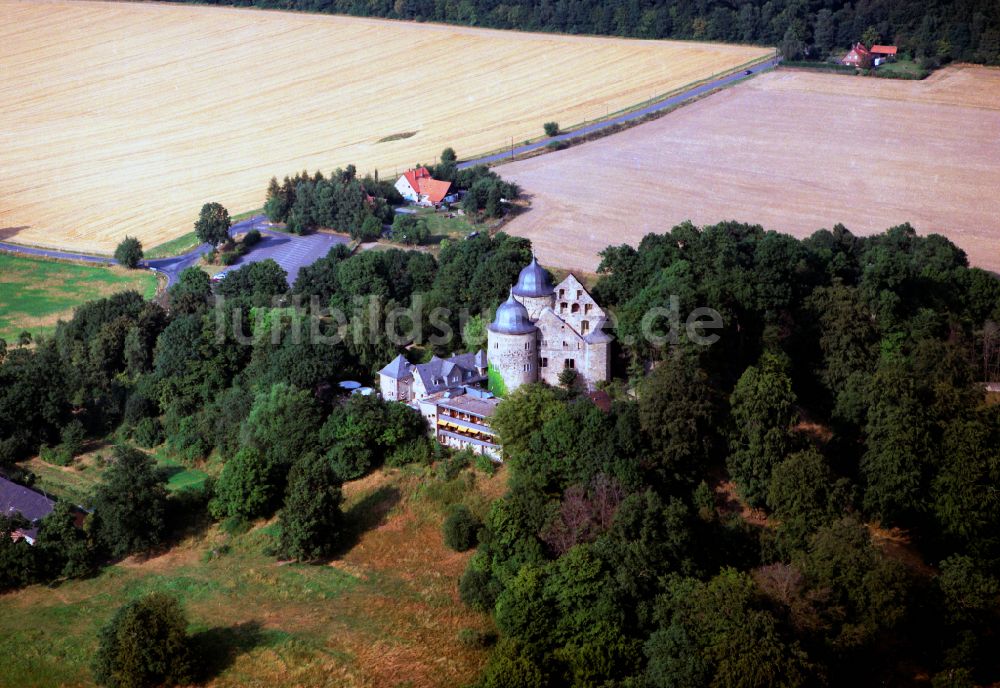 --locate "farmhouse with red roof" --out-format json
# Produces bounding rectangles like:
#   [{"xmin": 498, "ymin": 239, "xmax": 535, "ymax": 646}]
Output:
[
  {"xmin": 395, "ymin": 167, "xmax": 453, "ymax": 205},
  {"xmin": 842, "ymin": 42, "xmax": 872, "ymax": 67}
]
